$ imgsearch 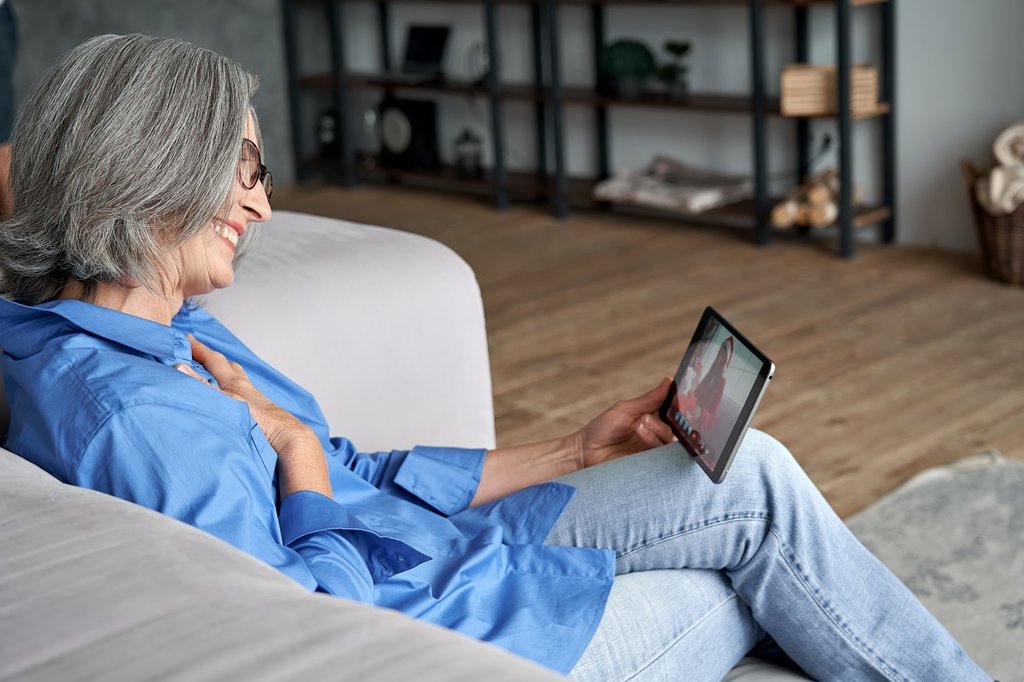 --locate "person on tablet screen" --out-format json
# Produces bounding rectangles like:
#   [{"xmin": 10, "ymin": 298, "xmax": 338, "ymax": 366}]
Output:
[
  {"xmin": 0, "ymin": 34, "xmax": 991, "ymax": 681},
  {"xmin": 688, "ymin": 335, "xmax": 733, "ymax": 434},
  {"xmin": 672, "ymin": 336, "xmax": 731, "ymax": 454}
]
